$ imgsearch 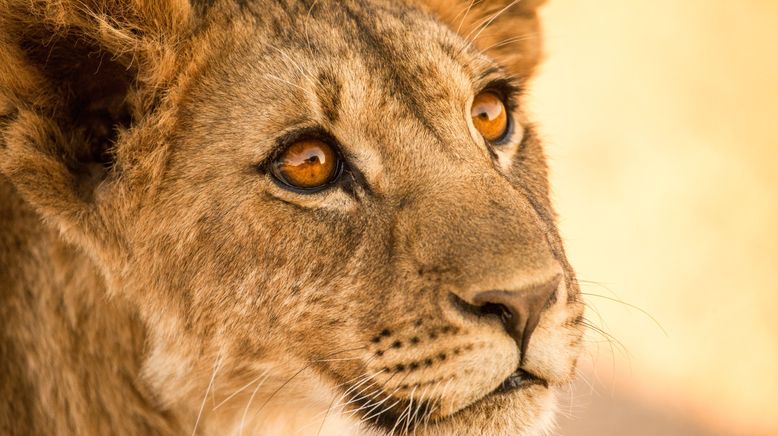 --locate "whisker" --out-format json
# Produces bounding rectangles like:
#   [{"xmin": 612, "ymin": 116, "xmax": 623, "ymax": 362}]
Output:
[
  {"xmin": 432, "ymin": 378, "xmax": 455, "ymax": 422},
  {"xmin": 581, "ymin": 320, "xmax": 620, "ymax": 375},
  {"xmin": 409, "ymin": 383, "xmax": 433, "ymax": 433},
  {"xmin": 362, "ymin": 397, "xmax": 402, "ymax": 425},
  {"xmin": 580, "ymin": 319, "xmax": 630, "ymax": 357},
  {"xmin": 349, "ymin": 373, "xmax": 410, "ymax": 433},
  {"xmin": 456, "ymin": 0, "xmax": 481, "ymax": 34},
  {"xmin": 238, "ymin": 368, "xmax": 274, "ymax": 436},
  {"xmin": 294, "ymin": 372, "xmax": 376, "ymax": 435},
  {"xmin": 579, "ymin": 319, "xmax": 629, "ymax": 395},
  {"xmin": 402, "ymin": 386, "xmax": 417, "ymax": 435},
  {"xmin": 314, "ymin": 366, "xmax": 390, "ymax": 432},
  {"xmin": 192, "ymin": 352, "xmax": 223, "ymax": 436},
  {"xmin": 315, "ymin": 390, "xmax": 337, "ymax": 436},
  {"xmin": 581, "ymin": 299, "xmax": 608, "ymax": 329},
  {"xmin": 343, "ymin": 384, "xmax": 387, "ymax": 421},
  {"xmin": 350, "ymin": 372, "xmax": 403, "ymax": 424},
  {"xmin": 251, "ymin": 365, "xmax": 309, "ymax": 421},
  {"xmin": 477, "ymin": 34, "xmax": 537, "ymax": 54},
  {"xmin": 341, "ymin": 372, "xmax": 380, "ymax": 401},
  {"xmin": 432, "ymin": 388, "xmax": 449, "ymax": 414},
  {"xmin": 304, "ymin": 0, "xmax": 321, "ymax": 57},
  {"xmin": 580, "ymin": 292, "xmax": 668, "ymax": 336},
  {"xmin": 213, "ymin": 369, "xmax": 270, "ymax": 411},
  {"xmin": 388, "ymin": 391, "xmax": 412, "ymax": 436},
  {"xmin": 309, "ymin": 356, "xmax": 366, "ymax": 363},
  {"xmin": 316, "ymin": 369, "xmax": 382, "ymax": 422},
  {"xmin": 463, "ymin": 0, "xmax": 521, "ymax": 51},
  {"xmin": 421, "ymin": 378, "xmax": 447, "ymax": 429},
  {"xmin": 239, "ymin": 346, "xmax": 367, "ymax": 434},
  {"xmin": 574, "ymin": 367, "xmax": 599, "ymax": 397},
  {"xmin": 342, "ymin": 380, "xmax": 391, "ymax": 423},
  {"xmin": 356, "ymin": 388, "xmax": 394, "ymax": 423},
  {"xmin": 578, "ymin": 279, "xmax": 619, "ymax": 295}
]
